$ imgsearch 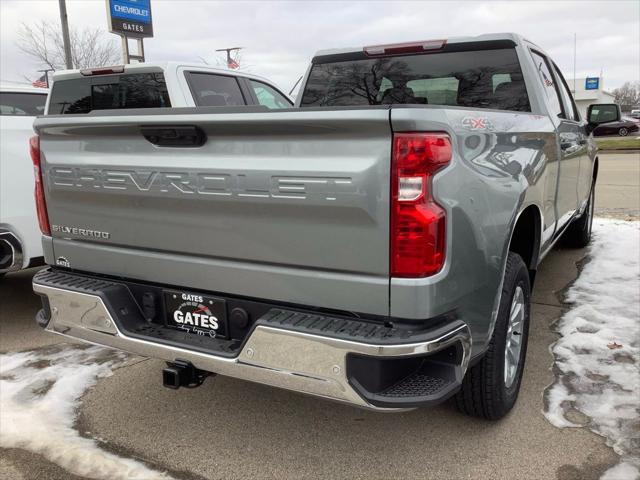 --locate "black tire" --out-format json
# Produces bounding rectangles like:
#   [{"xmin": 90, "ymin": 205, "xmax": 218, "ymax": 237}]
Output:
[
  {"xmin": 562, "ymin": 186, "xmax": 594, "ymax": 248},
  {"xmin": 619, "ymin": 127, "xmax": 628, "ymax": 137},
  {"xmin": 455, "ymin": 252, "xmax": 531, "ymax": 420}
]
